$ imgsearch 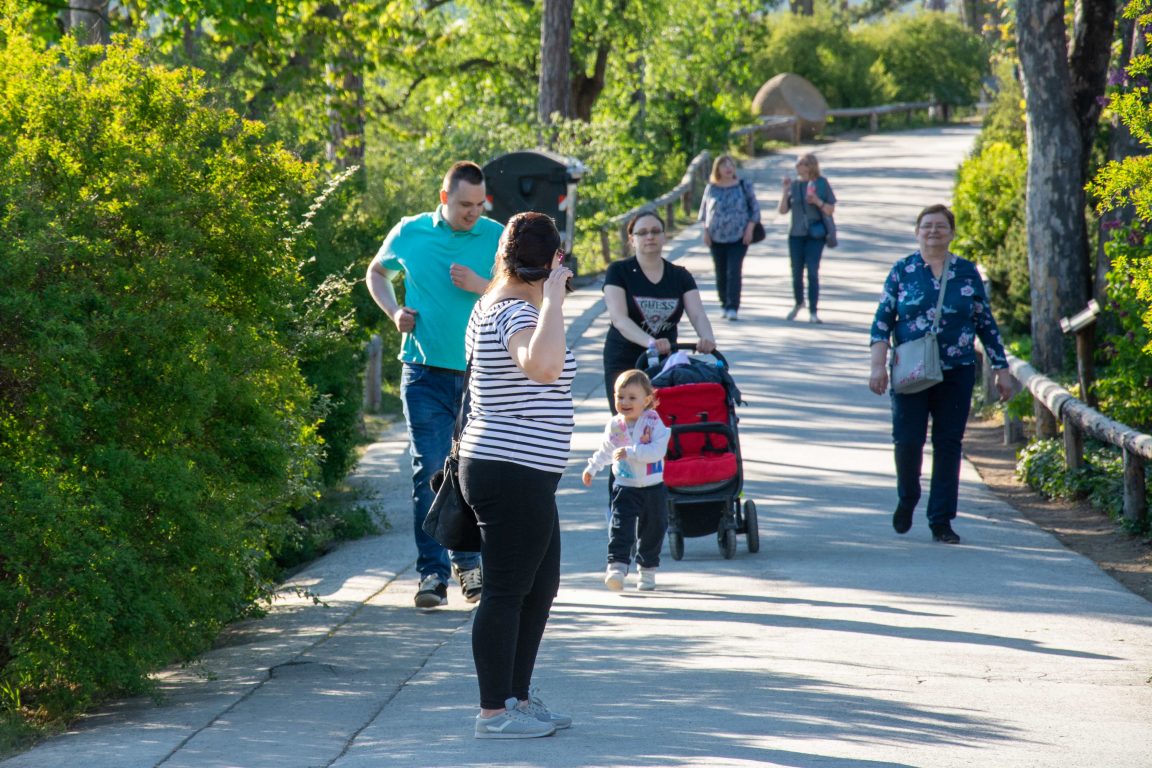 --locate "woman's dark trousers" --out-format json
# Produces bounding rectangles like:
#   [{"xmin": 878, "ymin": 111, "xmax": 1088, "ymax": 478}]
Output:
[
  {"xmin": 460, "ymin": 457, "xmax": 562, "ymax": 710},
  {"xmin": 709, "ymin": 240, "xmax": 748, "ymax": 313},
  {"xmin": 890, "ymin": 365, "xmax": 976, "ymax": 525},
  {"xmin": 787, "ymin": 235, "xmax": 826, "ymax": 312}
]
